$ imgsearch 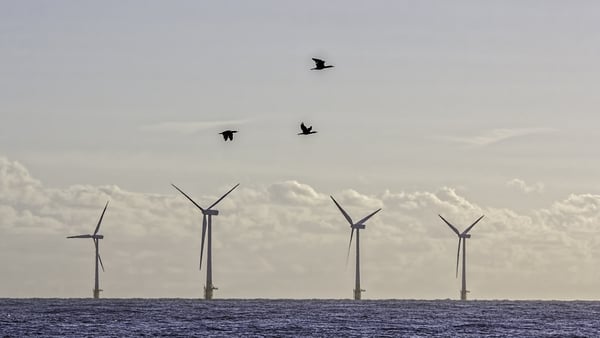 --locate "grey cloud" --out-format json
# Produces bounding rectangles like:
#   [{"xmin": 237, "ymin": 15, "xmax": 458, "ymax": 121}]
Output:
[
  {"xmin": 267, "ymin": 180, "xmax": 327, "ymax": 206},
  {"xmin": 335, "ymin": 189, "xmax": 383, "ymax": 210},
  {"xmin": 507, "ymin": 178, "xmax": 544, "ymax": 194}
]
